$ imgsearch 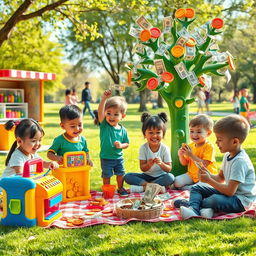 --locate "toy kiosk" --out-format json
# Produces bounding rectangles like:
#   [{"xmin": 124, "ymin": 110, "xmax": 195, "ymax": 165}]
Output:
[
  {"xmin": 0, "ymin": 69, "xmax": 56, "ymax": 151},
  {"xmin": 52, "ymin": 151, "xmax": 91, "ymax": 202},
  {"xmin": 0, "ymin": 158, "xmax": 63, "ymax": 227}
]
